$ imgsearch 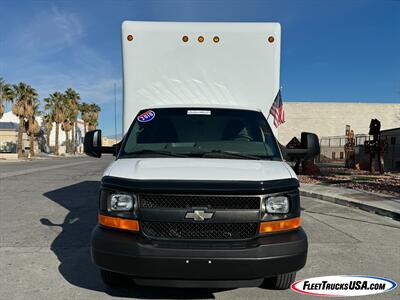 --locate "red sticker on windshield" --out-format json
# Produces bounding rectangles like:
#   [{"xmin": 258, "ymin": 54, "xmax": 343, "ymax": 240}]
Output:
[{"xmin": 137, "ymin": 110, "xmax": 155, "ymax": 122}]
